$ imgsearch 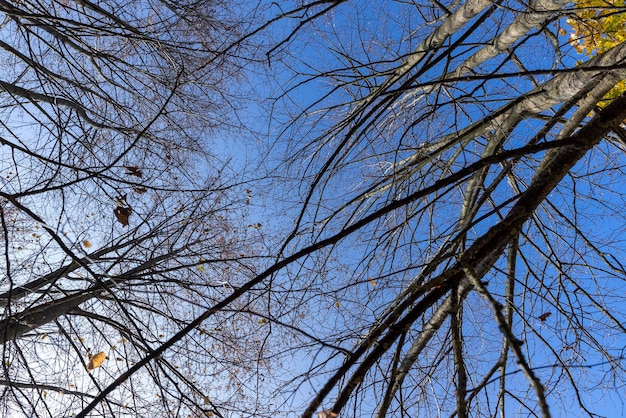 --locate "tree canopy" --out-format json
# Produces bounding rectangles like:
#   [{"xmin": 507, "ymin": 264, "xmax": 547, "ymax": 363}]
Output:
[{"xmin": 1, "ymin": 1, "xmax": 625, "ymax": 417}]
